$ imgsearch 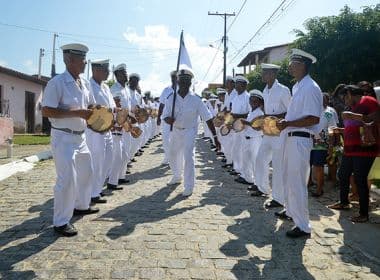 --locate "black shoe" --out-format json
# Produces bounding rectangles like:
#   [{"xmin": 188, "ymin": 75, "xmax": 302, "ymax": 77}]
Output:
[
  {"xmin": 235, "ymin": 177, "xmax": 251, "ymax": 185},
  {"xmin": 211, "ymin": 145, "xmax": 216, "ymax": 149},
  {"xmin": 135, "ymin": 152, "xmax": 143, "ymax": 157},
  {"xmin": 250, "ymin": 189, "xmax": 265, "ymax": 197},
  {"xmin": 230, "ymin": 170, "xmax": 240, "ymax": 176},
  {"xmin": 131, "ymin": 158, "xmax": 137, "ymax": 163},
  {"xmin": 216, "ymin": 152, "xmax": 224, "ymax": 156},
  {"xmin": 275, "ymin": 209, "xmax": 292, "ymax": 221},
  {"xmin": 91, "ymin": 197, "xmax": 107, "ymax": 204},
  {"xmin": 54, "ymin": 223, "xmax": 77, "ymax": 237},
  {"xmin": 286, "ymin": 227, "xmax": 311, "ymax": 238},
  {"xmin": 100, "ymin": 192, "xmax": 105, "ymax": 197},
  {"xmin": 125, "ymin": 171, "xmax": 131, "ymax": 175},
  {"xmin": 221, "ymin": 158, "xmax": 227, "ymax": 163},
  {"xmin": 222, "ymin": 163, "xmax": 232, "ymax": 168},
  {"xmin": 139, "ymin": 149, "xmax": 144, "ymax": 153},
  {"xmin": 73, "ymin": 207, "xmax": 99, "ymax": 216},
  {"xmin": 127, "ymin": 163, "xmax": 133, "ymax": 167},
  {"xmin": 107, "ymin": 183, "xmax": 123, "ymax": 190},
  {"xmin": 118, "ymin": 178, "xmax": 130, "ymax": 184},
  {"xmin": 247, "ymin": 184, "xmax": 258, "ymax": 191},
  {"xmin": 265, "ymin": 200, "xmax": 283, "ymax": 209}
]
